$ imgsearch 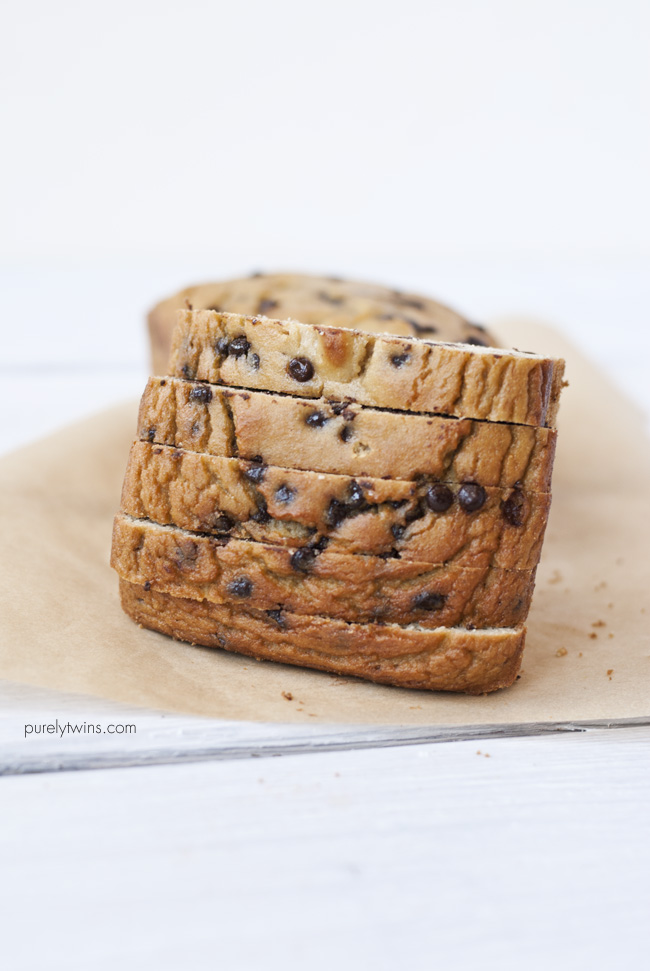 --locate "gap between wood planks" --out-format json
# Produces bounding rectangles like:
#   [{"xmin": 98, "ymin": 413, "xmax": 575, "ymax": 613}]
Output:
[{"xmin": 1, "ymin": 717, "xmax": 648, "ymax": 777}]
